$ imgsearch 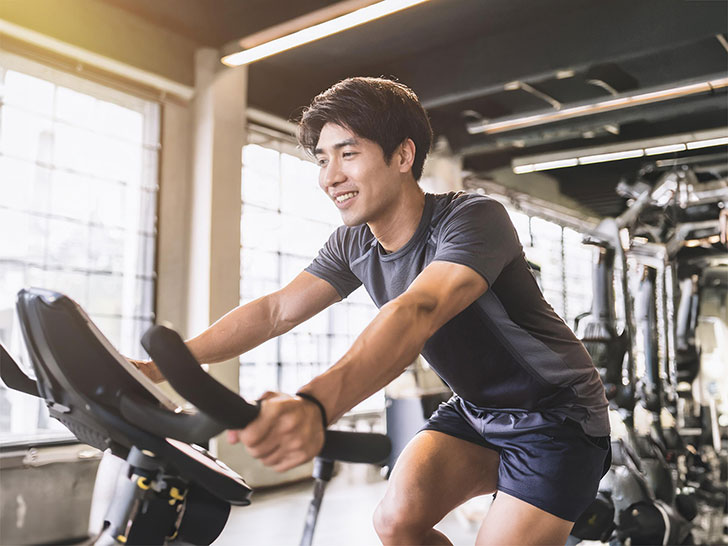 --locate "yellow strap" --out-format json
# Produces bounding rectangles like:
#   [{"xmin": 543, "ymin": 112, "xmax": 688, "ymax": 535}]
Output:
[{"xmin": 116, "ymin": 534, "xmax": 128, "ymax": 543}]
